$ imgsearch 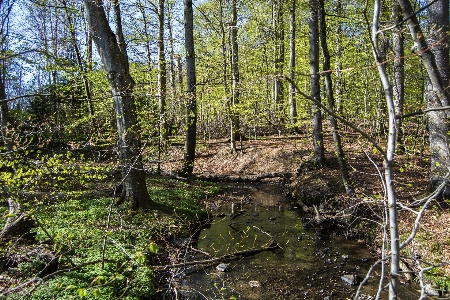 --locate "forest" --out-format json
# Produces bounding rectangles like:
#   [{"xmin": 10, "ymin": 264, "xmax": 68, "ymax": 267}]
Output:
[{"xmin": 0, "ymin": 0, "xmax": 449, "ymax": 298}]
